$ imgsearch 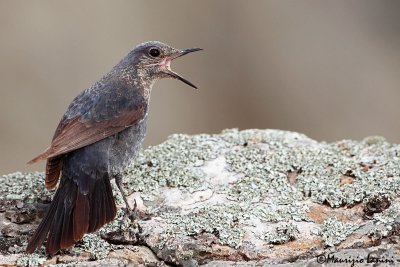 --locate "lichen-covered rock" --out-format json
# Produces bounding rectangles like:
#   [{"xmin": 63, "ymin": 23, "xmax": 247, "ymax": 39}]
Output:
[{"xmin": 1, "ymin": 129, "xmax": 400, "ymax": 266}]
